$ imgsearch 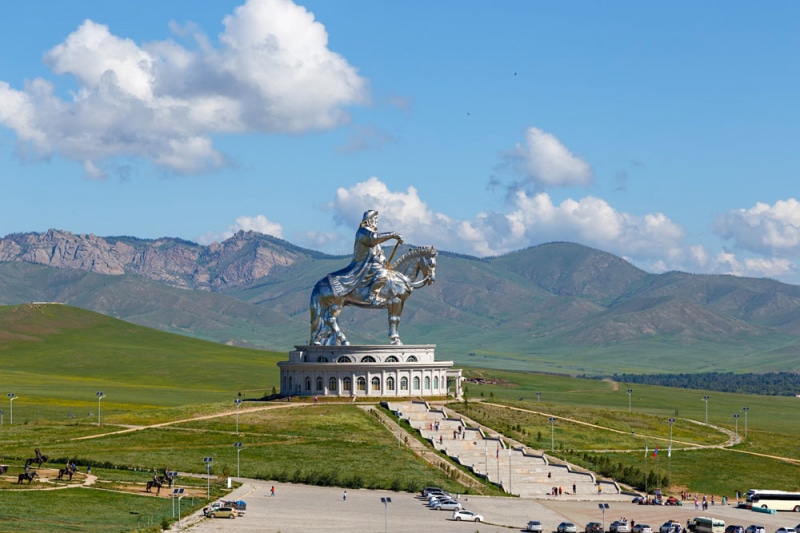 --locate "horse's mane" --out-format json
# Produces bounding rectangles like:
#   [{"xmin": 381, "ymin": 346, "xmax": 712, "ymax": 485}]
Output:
[{"xmin": 390, "ymin": 246, "xmax": 437, "ymax": 269}]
